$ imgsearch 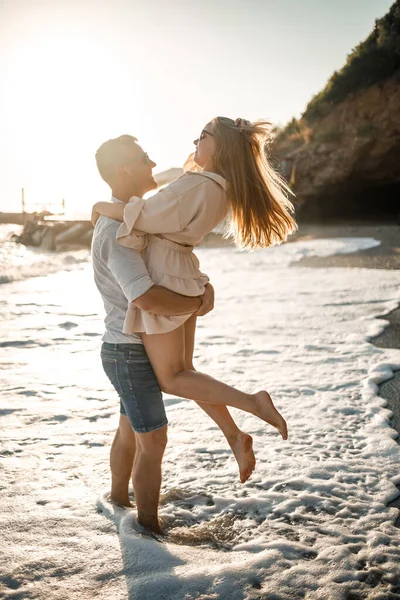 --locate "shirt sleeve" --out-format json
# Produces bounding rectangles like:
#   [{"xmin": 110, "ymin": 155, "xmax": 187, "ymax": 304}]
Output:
[
  {"xmin": 100, "ymin": 221, "xmax": 154, "ymax": 302},
  {"xmin": 116, "ymin": 186, "xmax": 184, "ymax": 248}
]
